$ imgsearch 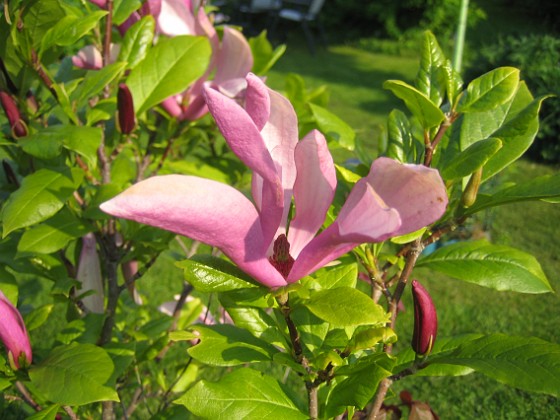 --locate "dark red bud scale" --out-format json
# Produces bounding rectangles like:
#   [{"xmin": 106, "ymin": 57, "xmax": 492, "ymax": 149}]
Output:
[
  {"xmin": 411, "ymin": 280, "xmax": 438, "ymax": 356},
  {"xmin": 0, "ymin": 91, "xmax": 27, "ymax": 138},
  {"xmin": 117, "ymin": 84, "xmax": 136, "ymax": 135}
]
